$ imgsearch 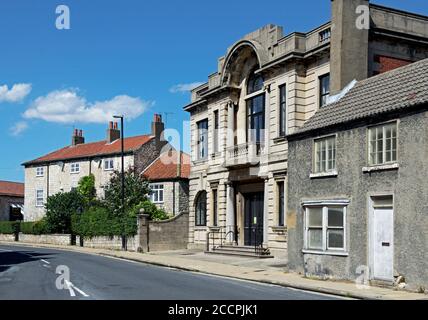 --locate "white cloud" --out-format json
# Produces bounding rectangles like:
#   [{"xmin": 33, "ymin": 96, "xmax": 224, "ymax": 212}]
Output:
[
  {"xmin": 0, "ymin": 83, "xmax": 32, "ymax": 103},
  {"xmin": 23, "ymin": 89, "xmax": 152, "ymax": 124},
  {"xmin": 169, "ymin": 82, "xmax": 204, "ymax": 94},
  {"xmin": 10, "ymin": 121, "xmax": 29, "ymax": 136}
]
